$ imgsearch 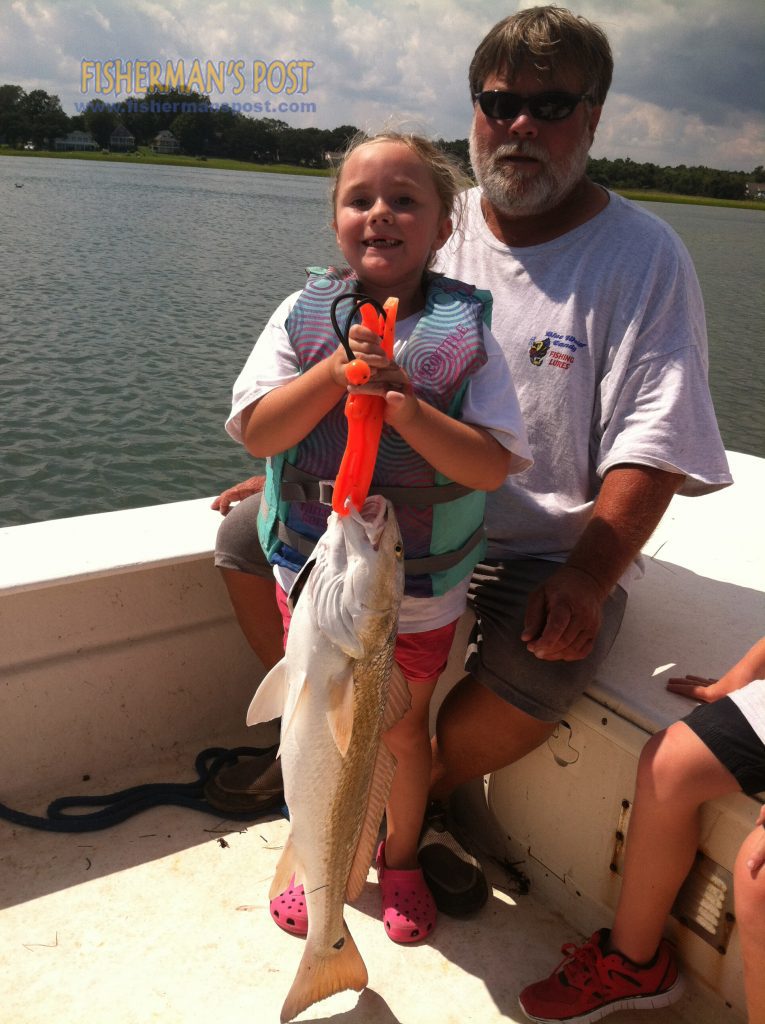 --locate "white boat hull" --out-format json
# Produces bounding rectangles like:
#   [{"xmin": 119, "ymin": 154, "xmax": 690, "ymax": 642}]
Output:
[{"xmin": 1, "ymin": 451, "xmax": 762, "ymax": 1022}]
